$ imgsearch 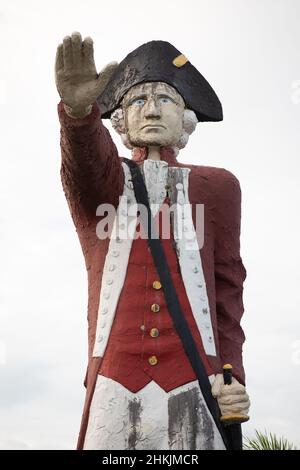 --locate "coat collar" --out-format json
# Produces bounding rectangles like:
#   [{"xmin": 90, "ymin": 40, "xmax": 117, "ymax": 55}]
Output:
[{"xmin": 131, "ymin": 147, "xmax": 179, "ymax": 166}]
